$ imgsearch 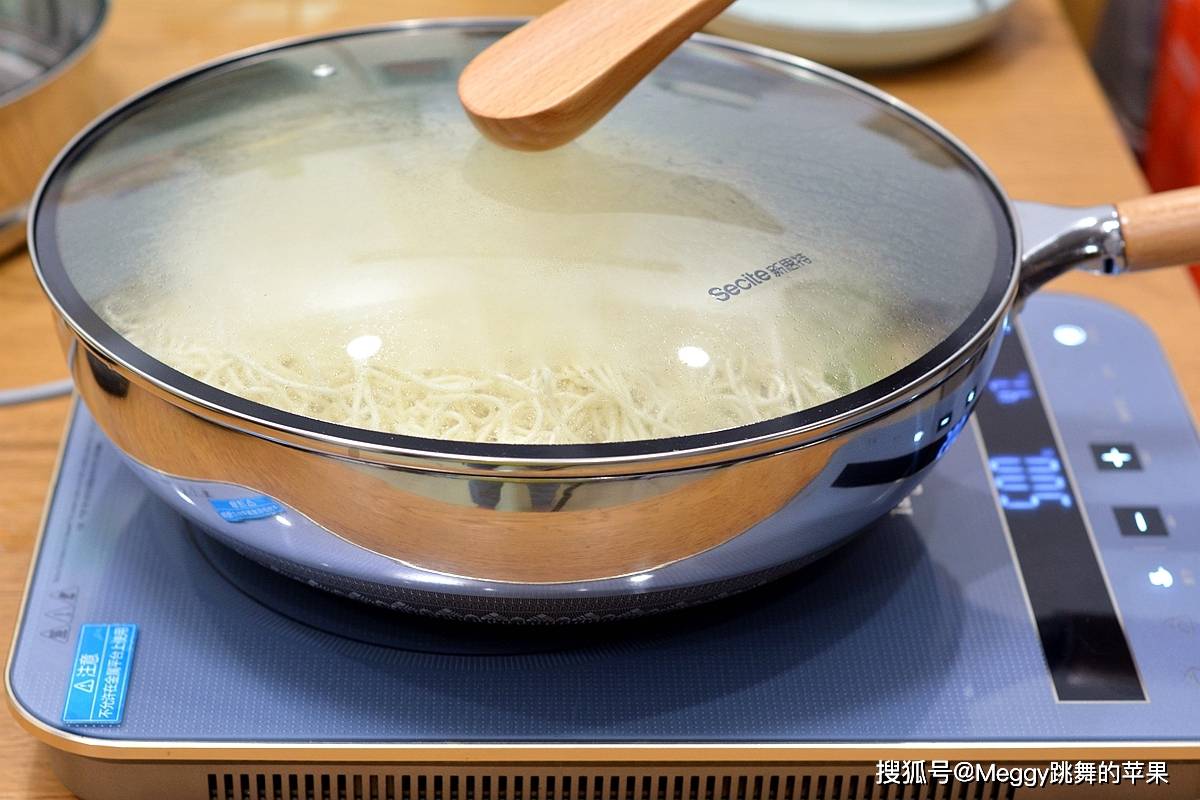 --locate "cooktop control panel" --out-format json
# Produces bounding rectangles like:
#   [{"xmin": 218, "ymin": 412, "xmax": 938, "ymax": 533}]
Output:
[{"xmin": 1015, "ymin": 295, "xmax": 1199, "ymax": 705}]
